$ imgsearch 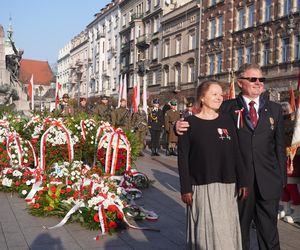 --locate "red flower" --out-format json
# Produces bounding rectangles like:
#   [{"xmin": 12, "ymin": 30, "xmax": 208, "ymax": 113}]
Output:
[
  {"xmin": 68, "ymin": 180, "xmax": 72, "ymax": 185},
  {"xmin": 107, "ymin": 205, "xmax": 118, "ymax": 213},
  {"xmin": 35, "ymin": 203, "xmax": 40, "ymax": 209},
  {"xmin": 15, "ymin": 180, "xmax": 20, "ymax": 186},
  {"xmin": 117, "ymin": 212, "xmax": 124, "ymax": 220},
  {"xmin": 51, "ymin": 194, "xmax": 56, "ymax": 199},
  {"xmin": 47, "ymin": 206, "xmax": 54, "ymax": 211},
  {"xmin": 60, "ymin": 189, "xmax": 66, "ymax": 194},
  {"xmin": 50, "ymin": 186, "xmax": 56, "ymax": 193},
  {"xmin": 93, "ymin": 213, "xmax": 100, "ymax": 222},
  {"xmin": 108, "ymin": 221, "xmax": 117, "ymax": 229},
  {"xmin": 43, "ymin": 186, "xmax": 48, "ymax": 191},
  {"xmin": 66, "ymin": 187, "xmax": 72, "ymax": 193},
  {"xmin": 38, "ymin": 190, "xmax": 43, "ymax": 195}
]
